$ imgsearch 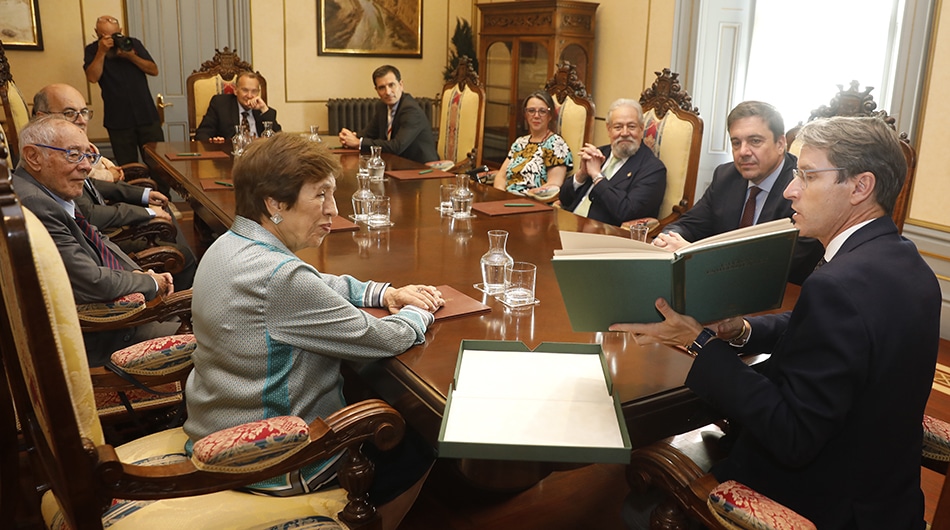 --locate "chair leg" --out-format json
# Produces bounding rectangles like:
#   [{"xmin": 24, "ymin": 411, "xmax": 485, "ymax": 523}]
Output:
[
  {"xmin": 338, "ymin": 444, "xmax": 381, "ymax": 530},
  {"xmin": 650, "ymin": 496, "xmax": 691, "ymax": 530}
]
